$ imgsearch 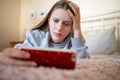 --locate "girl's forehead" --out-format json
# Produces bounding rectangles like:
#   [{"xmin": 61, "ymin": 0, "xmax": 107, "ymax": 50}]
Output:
[{"xmin": 50, "ymin": 8, "xmax": 72, "ymax": 21}]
